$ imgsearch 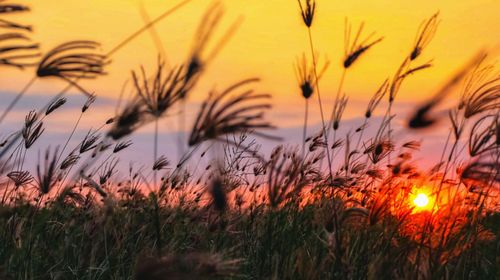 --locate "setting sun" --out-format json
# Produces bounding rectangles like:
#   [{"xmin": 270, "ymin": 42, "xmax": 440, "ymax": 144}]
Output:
[
  {"xmin": 413, "ymin": 193, "xmax": 430, "ymax": 208},
  {"xmin": 410, "ymin": 188, "xmax": 436, "ymax": 213}
]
